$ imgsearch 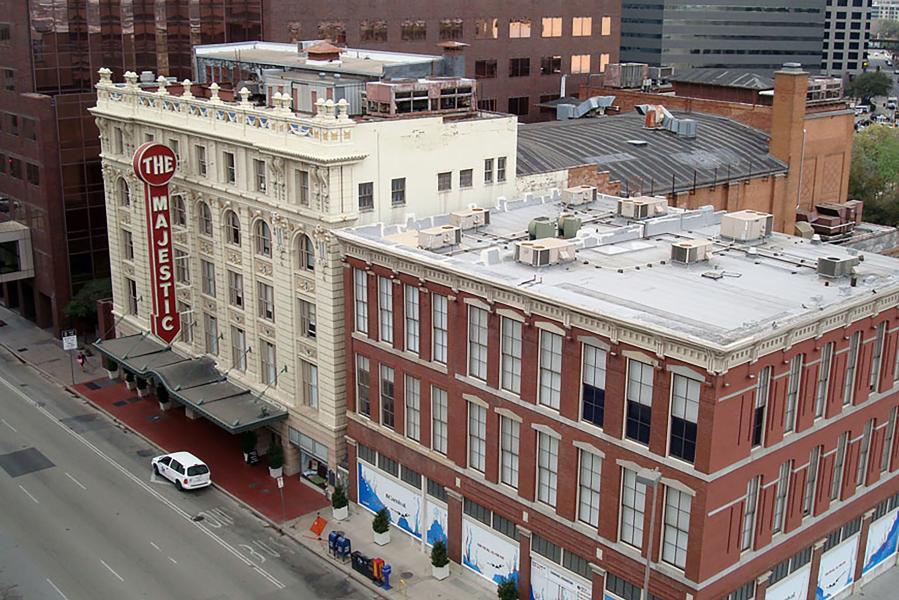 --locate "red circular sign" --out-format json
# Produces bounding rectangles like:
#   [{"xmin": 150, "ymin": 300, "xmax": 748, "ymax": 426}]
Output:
[{"xmin": 132, "ymin": 142, "xmax": 178, "ymax": 186}]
